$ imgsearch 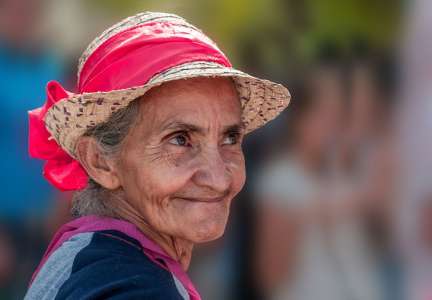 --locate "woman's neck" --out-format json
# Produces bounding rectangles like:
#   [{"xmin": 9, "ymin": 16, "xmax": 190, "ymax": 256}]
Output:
[{"xmin": 110, "ymin": 197, "xmax": 194, "ymax": 271}]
